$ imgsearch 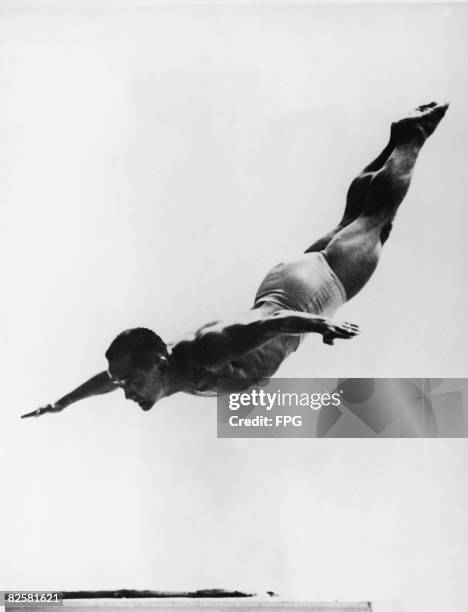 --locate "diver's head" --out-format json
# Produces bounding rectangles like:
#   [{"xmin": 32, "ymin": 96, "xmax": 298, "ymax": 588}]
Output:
[{"xmin": 105, "ymin": 327, "xmax": 170, "ymax": 410}]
